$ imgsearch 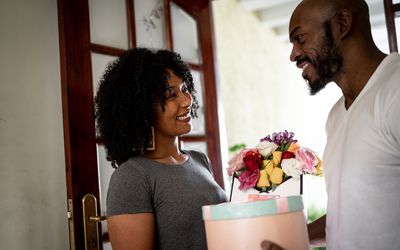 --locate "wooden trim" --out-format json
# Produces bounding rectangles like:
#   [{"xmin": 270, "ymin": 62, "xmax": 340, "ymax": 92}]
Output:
[
  {"xmin": 180, "ymin": 136, "xmax": 208, "ymax": 142},
  {"xmin": 164, "ymin": 0, "xmax": 173, "ymax": 50},
  {"xmin": 384, "ymin": 0, "xmax": 398, "ymax": 52},
  {"xmin": 126, "ymin": 0, "xmax": 136, "ymax": 48},
  {"xmin": 394, "ymin": 3, "xmax": 400, "ymax": 14},
  {"xmin": 57, "ymin": 0, "xmax": 101, "ymax": 248},
  {"xmin": 196, "ymin": 1, "xmax": 224, "ymax": 188},
  {"xmin": 90, "ymin": 43, "xmax": 126, "ymax": 56},
  {"xmin": 168, "ymin": 0, "xmax": 224, "ymax": 188},
  {"xmin": 188, "ymin": 63, "xmax": 203, "ymax": 71}
]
